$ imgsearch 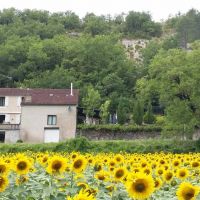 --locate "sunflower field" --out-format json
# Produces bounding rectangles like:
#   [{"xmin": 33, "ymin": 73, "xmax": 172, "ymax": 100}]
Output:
[{"xmin": 0, "ymin": 152, "xmax": 199, "ymax": 200}]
